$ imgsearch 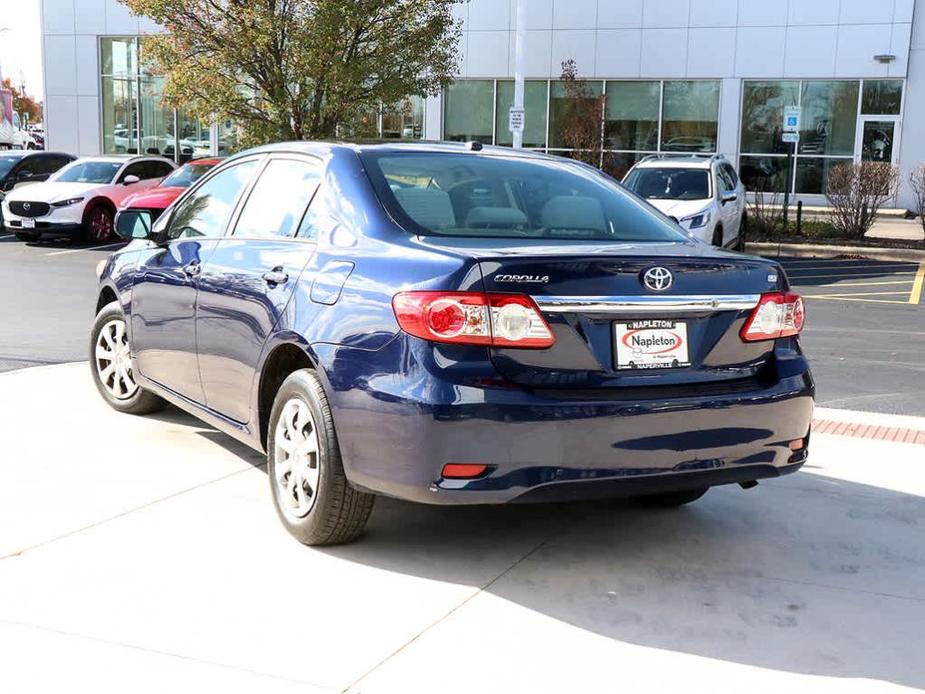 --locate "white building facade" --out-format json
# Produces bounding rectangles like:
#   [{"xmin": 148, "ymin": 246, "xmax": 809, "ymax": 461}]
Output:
[{"xmin": 40, "ymin": 0, "xmax": 925, "ymax": 206}]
